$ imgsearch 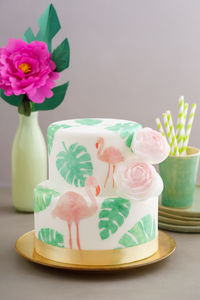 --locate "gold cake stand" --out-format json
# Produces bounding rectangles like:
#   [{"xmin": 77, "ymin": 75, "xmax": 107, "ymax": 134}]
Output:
[{"xmin": 15, "ymin": 230, "xmax": 176, "ymax": 271}]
